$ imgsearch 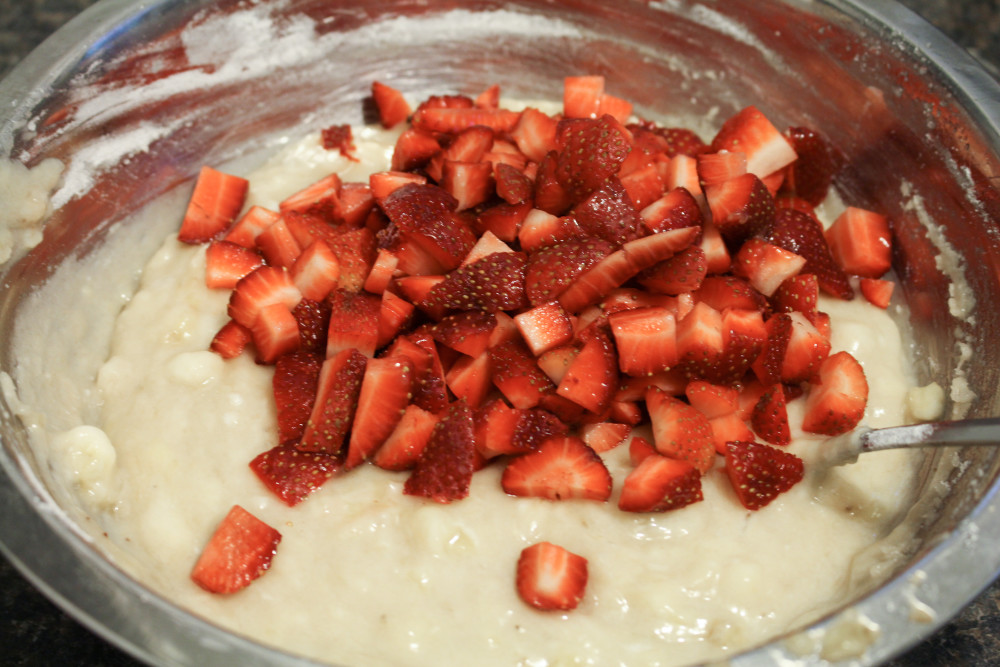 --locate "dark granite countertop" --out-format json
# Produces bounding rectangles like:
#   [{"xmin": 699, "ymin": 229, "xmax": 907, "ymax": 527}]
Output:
[{"xmin": 1, "ymin": 1, "xmax": 999, "ymax": 666}]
